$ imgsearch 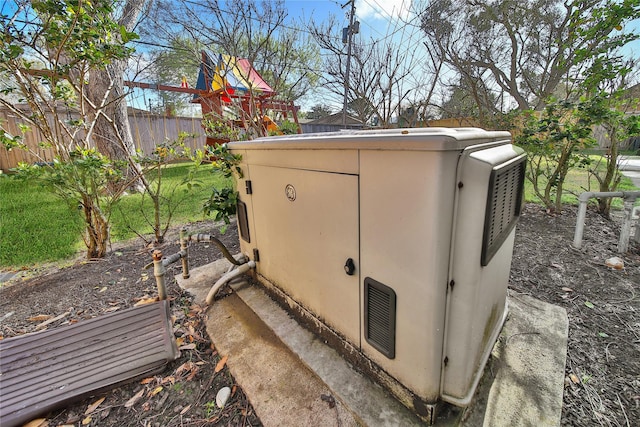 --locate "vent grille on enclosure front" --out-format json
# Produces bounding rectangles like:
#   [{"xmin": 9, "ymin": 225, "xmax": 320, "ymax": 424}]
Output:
[
  {"xmin": 237, "ymin": 200, "xmax": 250, "ymax": 243},
  {"xmin": 481, "ymin": 154, "xmax": 526, "ymax": 266},
  {"xmin": 364, "ymin": 277, "xmax": 396, "ymax": 359}
]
